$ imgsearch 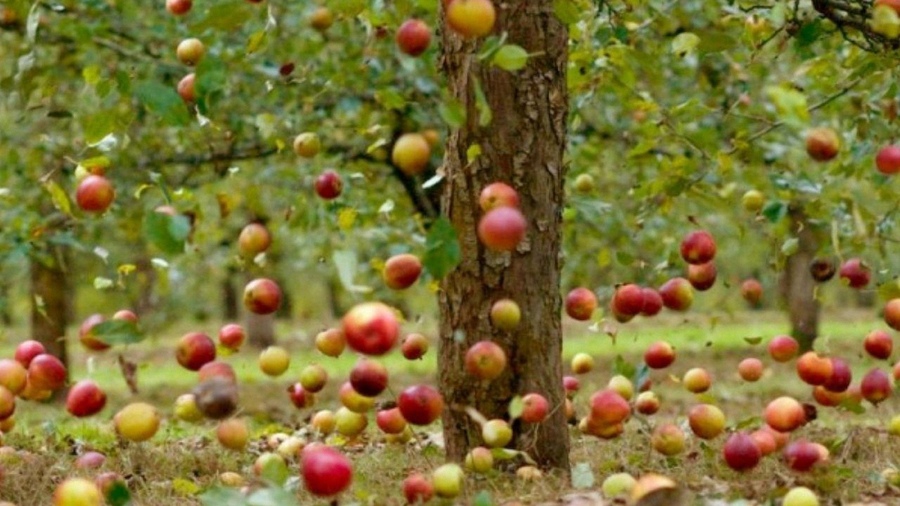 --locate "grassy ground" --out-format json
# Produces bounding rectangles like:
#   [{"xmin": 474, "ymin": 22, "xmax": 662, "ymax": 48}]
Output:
[{"xmin": 1, "ymin": 309, "xmax": 900, "ymax": 505}]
